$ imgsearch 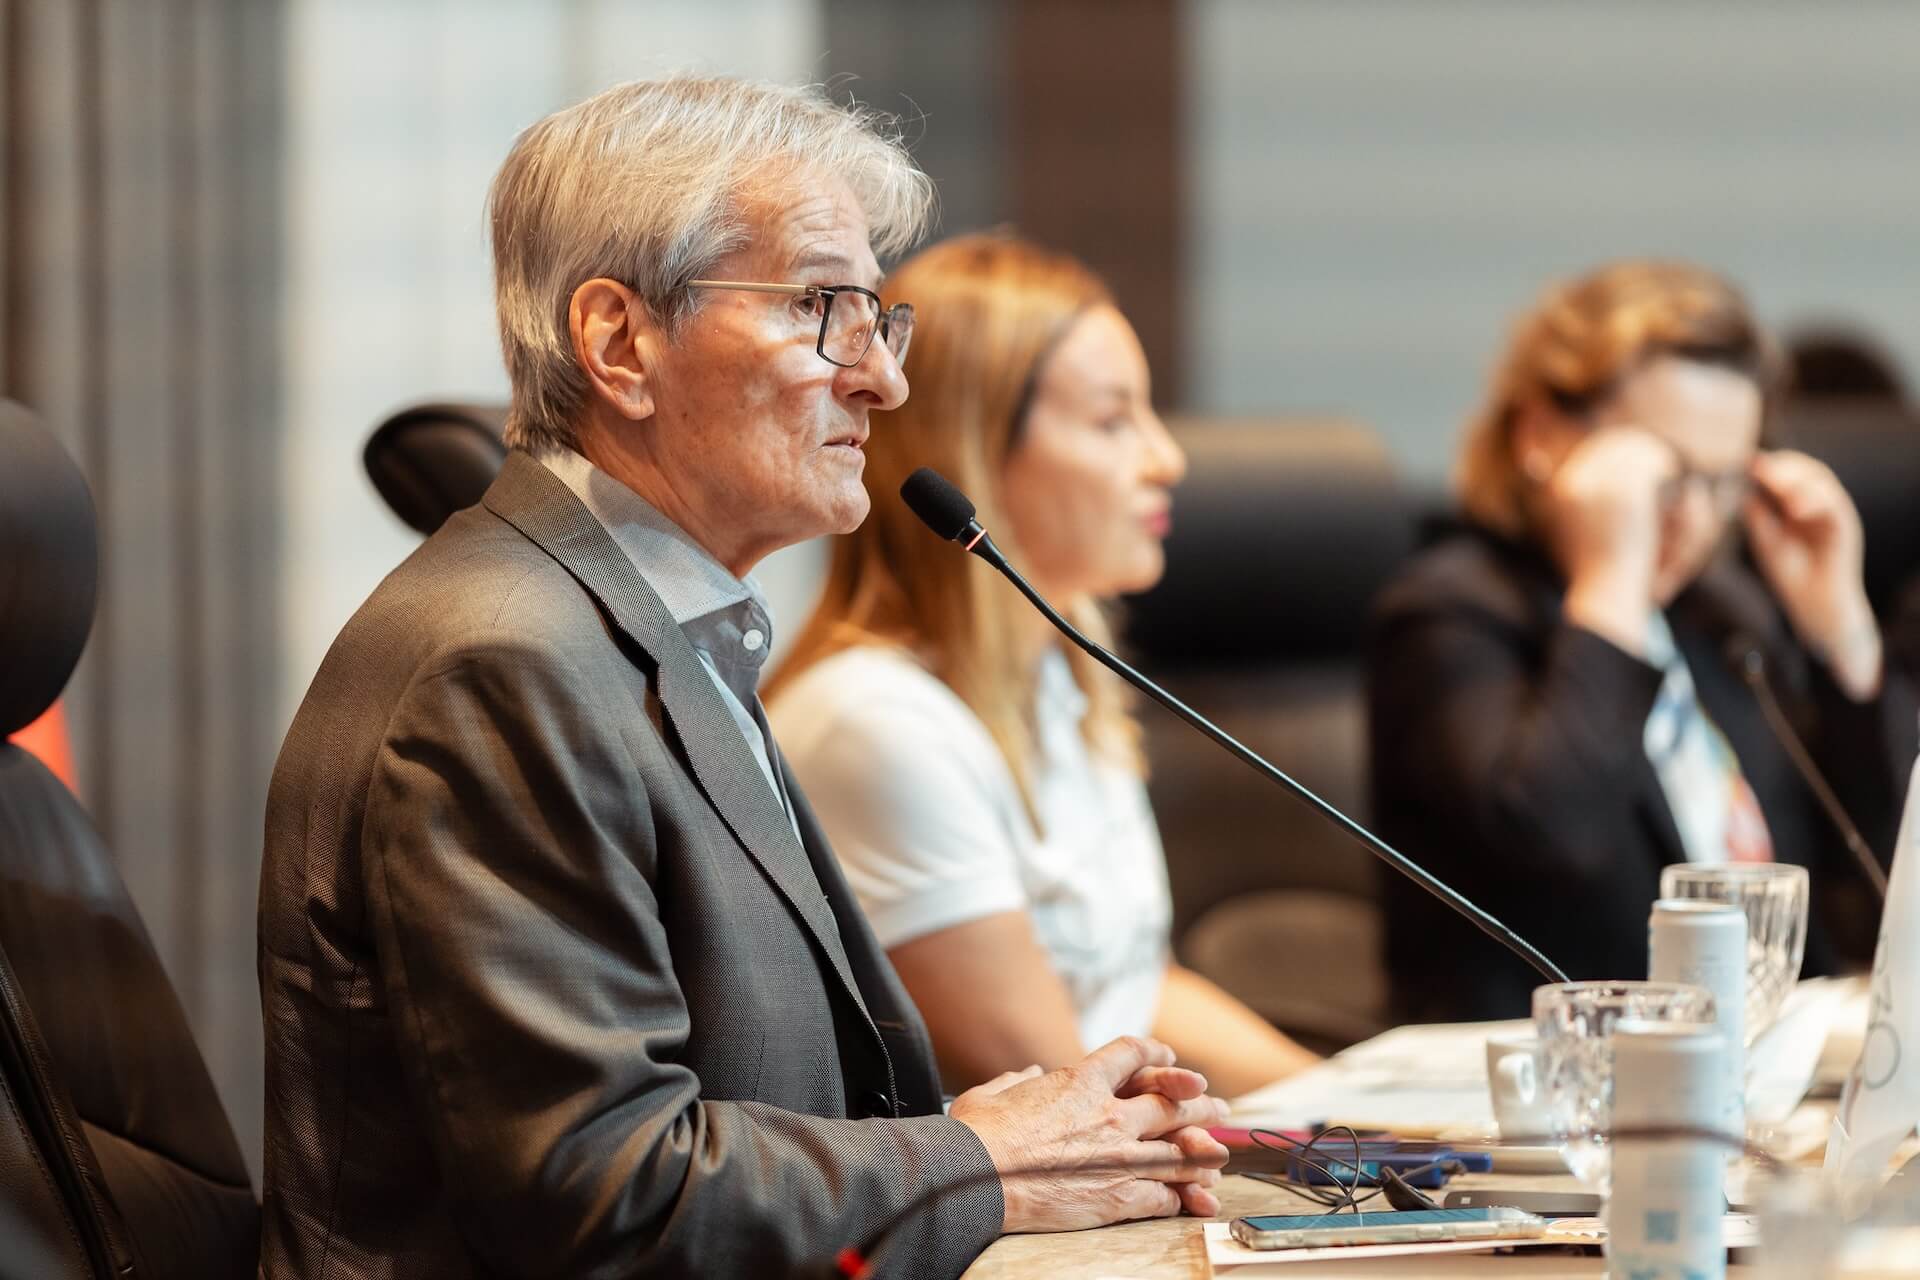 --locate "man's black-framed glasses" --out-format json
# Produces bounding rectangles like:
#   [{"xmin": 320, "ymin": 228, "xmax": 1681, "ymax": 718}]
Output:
[{"xmin": 687, "ymin": 280, "xmax": 913, "ymax": 368}]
